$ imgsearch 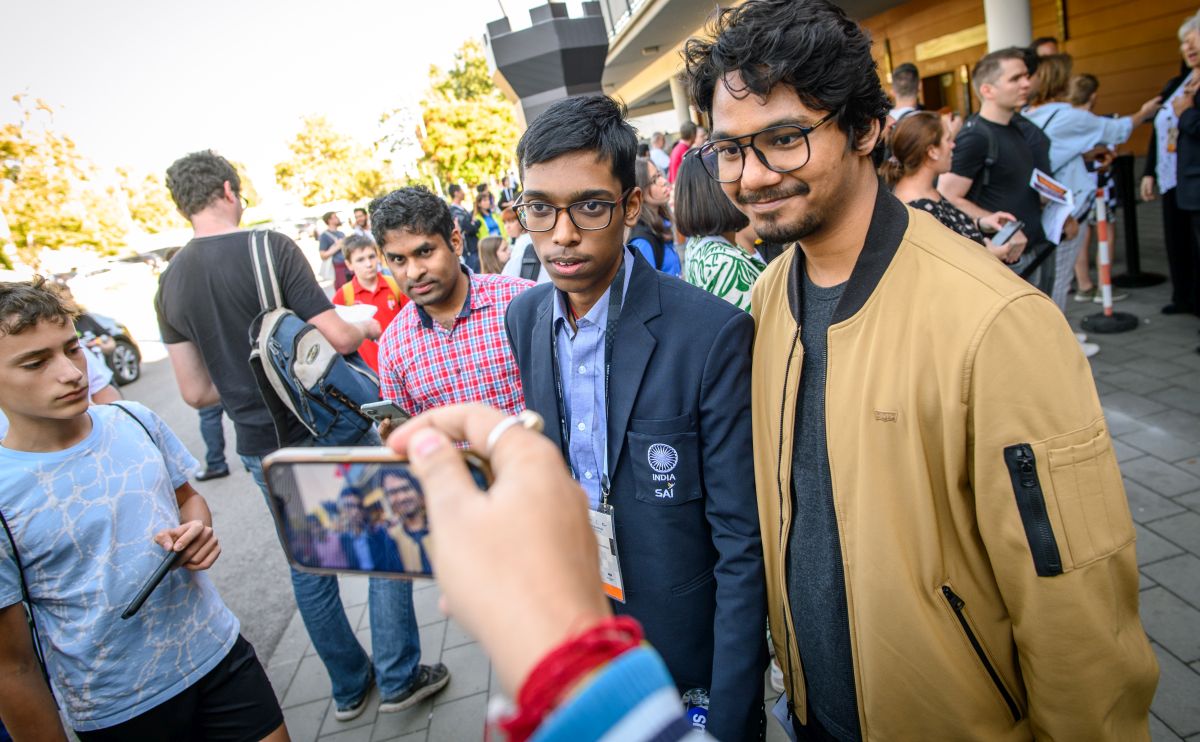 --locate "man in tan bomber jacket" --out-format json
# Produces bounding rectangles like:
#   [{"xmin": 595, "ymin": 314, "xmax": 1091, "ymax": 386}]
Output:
[{"xmin": 683, "ymin": 1, "xmax": 1157, "ymax": 740}]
